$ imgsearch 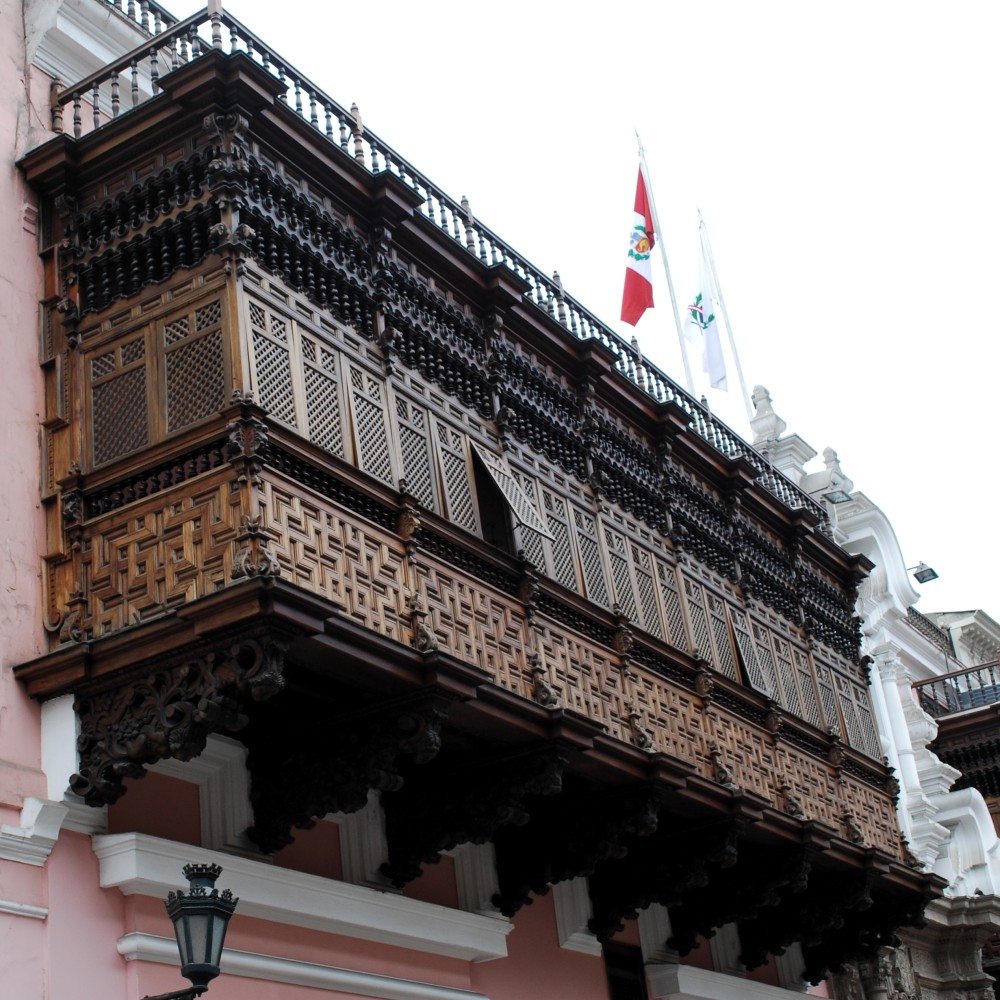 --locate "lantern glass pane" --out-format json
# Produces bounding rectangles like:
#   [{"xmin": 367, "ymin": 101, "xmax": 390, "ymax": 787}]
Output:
[{"xmin": 180, "ymin": 913, "xmax": 212, "ymax": 965}]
